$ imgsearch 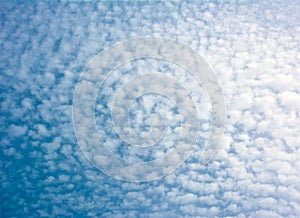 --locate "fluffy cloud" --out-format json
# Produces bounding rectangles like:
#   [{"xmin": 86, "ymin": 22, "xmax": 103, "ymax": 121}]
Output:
[{"xmin": 1, "ymin": 0, "xmax": 299, "ymax": 217}]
